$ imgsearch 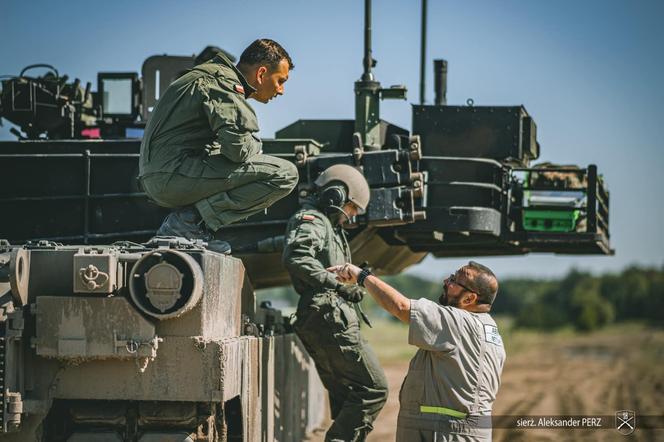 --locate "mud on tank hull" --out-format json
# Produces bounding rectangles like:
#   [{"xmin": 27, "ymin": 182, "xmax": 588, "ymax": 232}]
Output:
[{"xmin": 0, "ymin": 238, "xmax": 327, "ymax": 441}]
